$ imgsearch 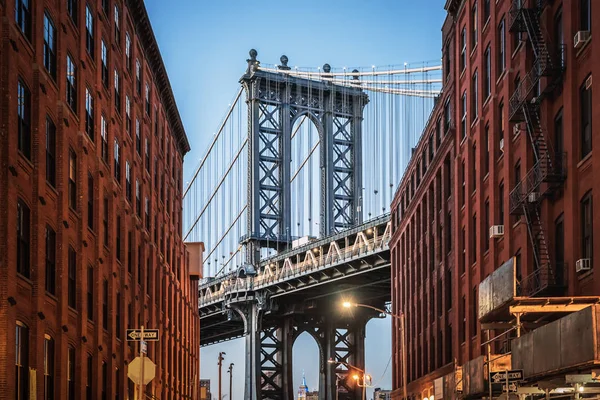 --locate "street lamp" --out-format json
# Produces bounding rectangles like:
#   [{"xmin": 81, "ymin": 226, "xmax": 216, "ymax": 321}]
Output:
[
  {"xmin": 327, "ymin": 358, "xmax": 371, "ymax": 400},
  {"xmin": 342, "ymin": 302, "xmax": 408, "ymax": 400}
]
